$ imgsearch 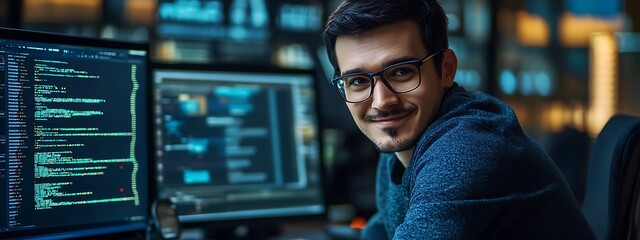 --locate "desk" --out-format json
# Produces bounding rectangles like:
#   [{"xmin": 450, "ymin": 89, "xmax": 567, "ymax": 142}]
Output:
[
  {"xmin": 178, "ymin": 221, "xmax": 360, "ymax": 240},
  {"xmin": 273, "ymin": 221, "xmax": 360, "ymax": 240}
]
